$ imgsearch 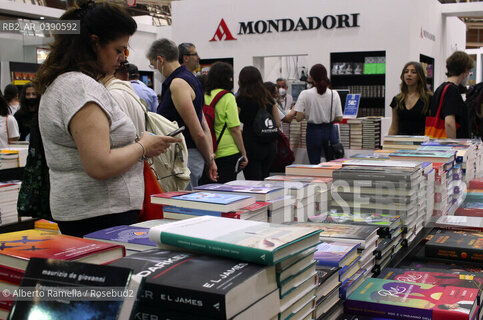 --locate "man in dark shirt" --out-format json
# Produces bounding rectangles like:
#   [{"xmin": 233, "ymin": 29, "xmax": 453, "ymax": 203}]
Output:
[{"xmin": 430, "ymin": 51, "xmax": 474, "ymax": 138}]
